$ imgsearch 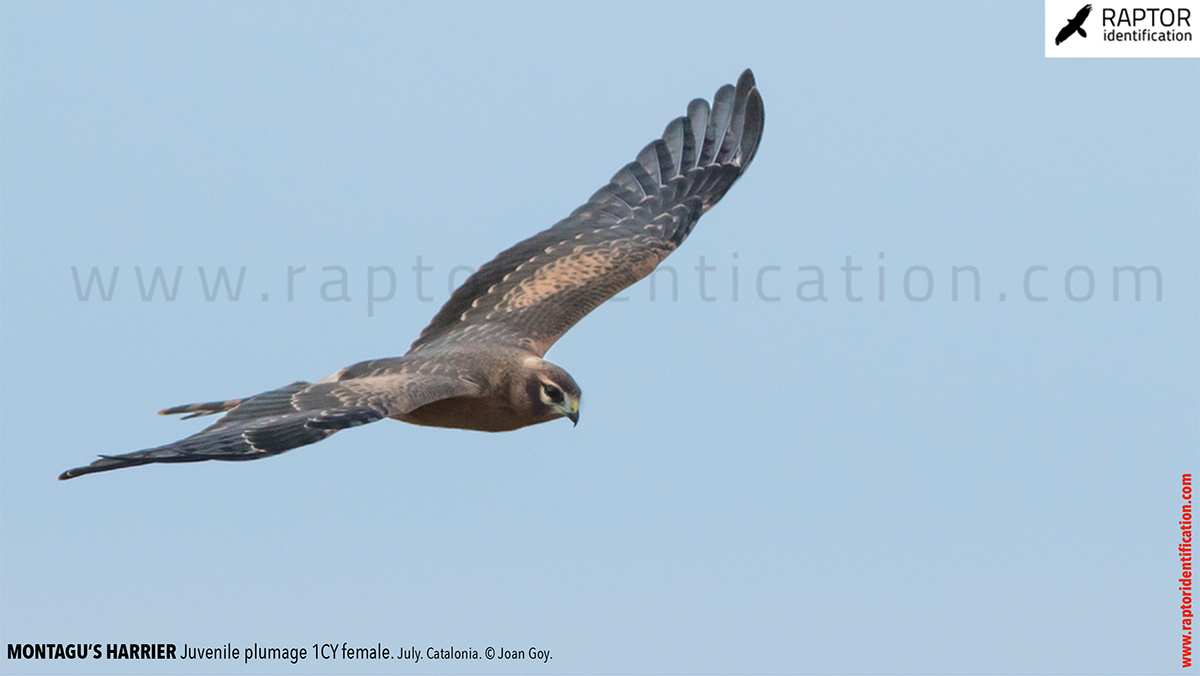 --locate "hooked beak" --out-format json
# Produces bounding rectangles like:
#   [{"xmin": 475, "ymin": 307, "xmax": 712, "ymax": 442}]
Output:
[{"xmin": 565, "ymin": 398, "xmax": 580, "ymax": 426}]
